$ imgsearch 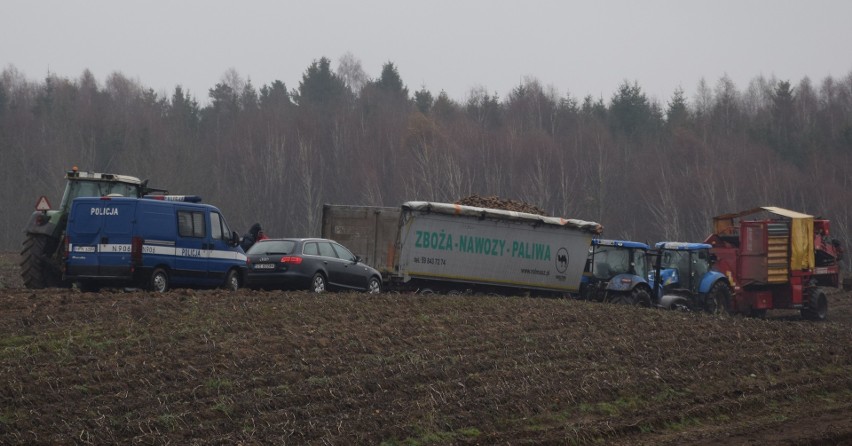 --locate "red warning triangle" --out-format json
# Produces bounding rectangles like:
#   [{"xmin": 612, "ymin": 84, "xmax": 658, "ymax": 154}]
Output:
[{"xmin": 35, "ymin": 196, "xmax": 51, "ymax": 211}]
